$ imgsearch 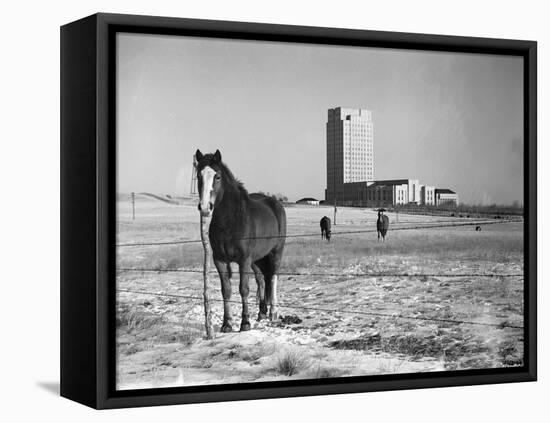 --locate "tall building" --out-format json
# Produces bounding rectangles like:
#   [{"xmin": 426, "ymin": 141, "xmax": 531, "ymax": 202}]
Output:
[
  {"xmin": 326, "ymin": 107, "xmax": 374, "ymax": 203},
  {"xmin": 324, "ymin": 106, "xmax": 457, "ymax": 207}
]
